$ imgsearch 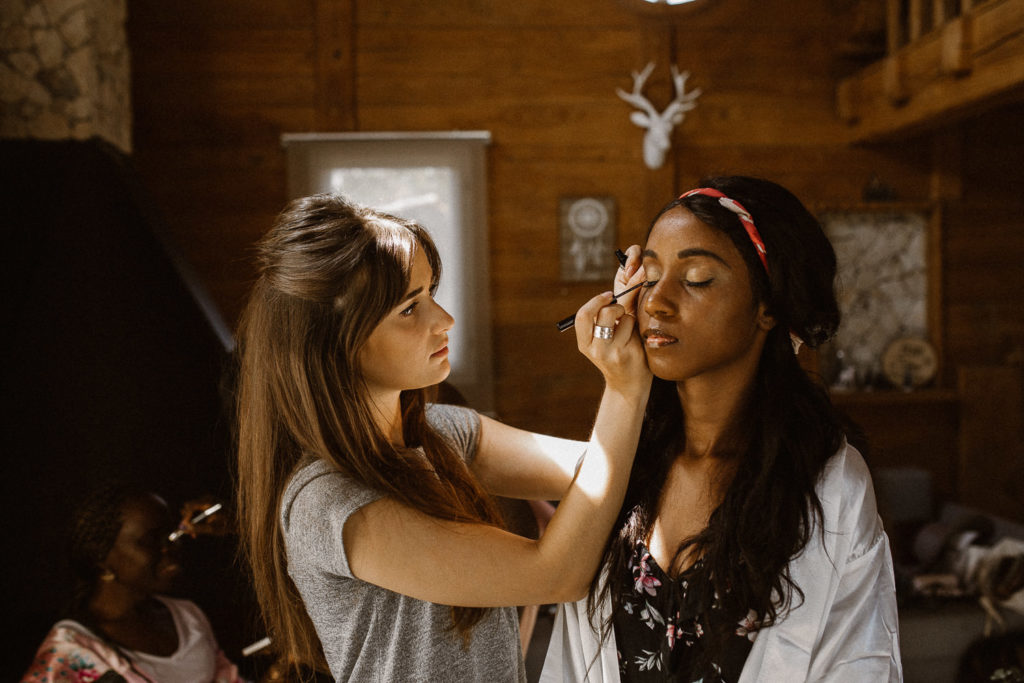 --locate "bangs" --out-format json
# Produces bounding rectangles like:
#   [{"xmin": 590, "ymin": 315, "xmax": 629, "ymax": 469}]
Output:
[{"xmin": 372, "ymin": 213, "xmax": 443, "ymax": 299}]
